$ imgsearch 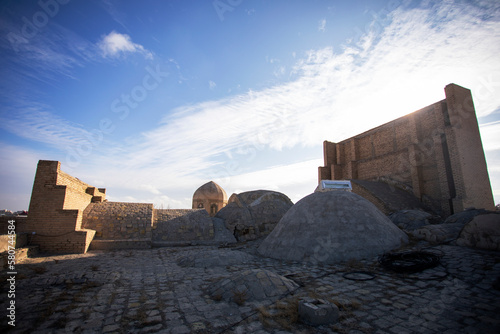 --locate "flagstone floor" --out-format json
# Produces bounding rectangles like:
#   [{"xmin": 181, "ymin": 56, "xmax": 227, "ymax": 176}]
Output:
[{"xmin": 2, "ymin": 240, "xmax": 500, "ymax": 333}]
